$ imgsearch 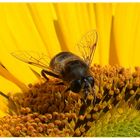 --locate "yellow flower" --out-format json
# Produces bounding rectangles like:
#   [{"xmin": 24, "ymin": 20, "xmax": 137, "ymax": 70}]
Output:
[{"xmin": 0, "ymin": 3, "xmax": 140, "ymax": 137}]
